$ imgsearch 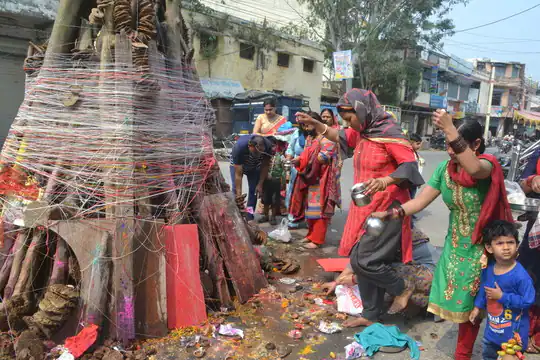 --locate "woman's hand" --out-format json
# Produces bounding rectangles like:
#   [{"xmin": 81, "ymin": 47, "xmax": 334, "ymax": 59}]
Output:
[
  {"xmin": 291, "ymin": 157, "xmax": 300, "ymax": 166},
  {"xmin": 295, "ymin": 112, "xmax": 316, "ymax": 126},
  {"xmin": 469, "ymin": 307, "xmax": 480, "ymax": 325},
  {"xmin": 432, "ymin": 109, "xmax": 455, "ymax": 133},
  {"xmin": 371, "ymin": 211, "xmax": 388, "ymax": 219},
  {"xmin": 532, "ymin": 176, "xmax": 540, "ymax": 193},
  {"xmin": 322, "ymin": 281, "xmax": 337, "ymax": 296},
  {"xmin": 364, "ymin": 178, "xmax": 389, "ymax": 194},
  {"xmin": 336, "ymin": 273, "xmax": 355, "ymax": 286}
]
